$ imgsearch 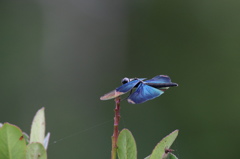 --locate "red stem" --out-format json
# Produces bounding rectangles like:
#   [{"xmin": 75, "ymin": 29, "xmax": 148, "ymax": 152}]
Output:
[{"xmin": 111, "ymin": 96, "xmax": 121, "ymax": 159}]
